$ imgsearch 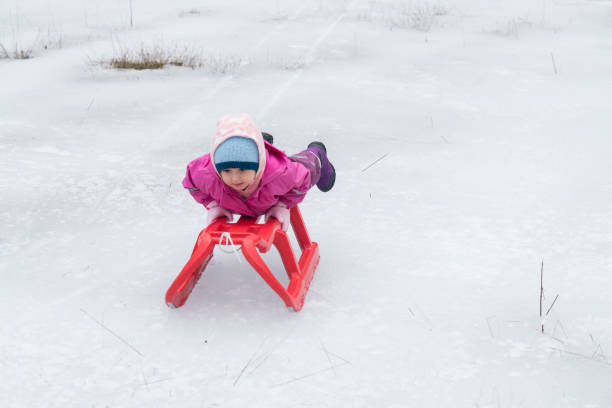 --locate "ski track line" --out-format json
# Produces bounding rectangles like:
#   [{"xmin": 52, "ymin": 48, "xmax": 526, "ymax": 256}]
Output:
[
  {"xmin": 151, "ymin": 2, "xmax": 356, "ymax": 150},
  {"xmin": 255, "ymin": 2, "xmax": 356, "ymax": 121},
  {"xmin": 148, "ymin": 4, "xmax": 309, "ymax": 151}
]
